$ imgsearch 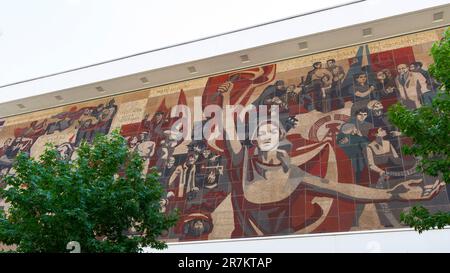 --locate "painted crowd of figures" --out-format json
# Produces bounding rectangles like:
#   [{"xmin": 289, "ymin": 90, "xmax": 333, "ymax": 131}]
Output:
[
  {"xmin": 0, "ymin": 43, "xmax": 447, "ymax": 241},
  {"xmin": 0, "ymin": 99, "xmax": 118, "ymax": 175}
]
